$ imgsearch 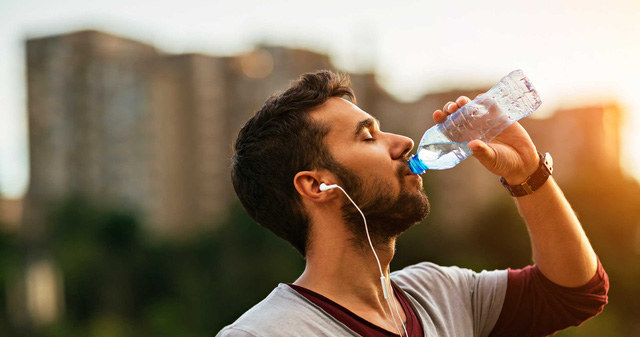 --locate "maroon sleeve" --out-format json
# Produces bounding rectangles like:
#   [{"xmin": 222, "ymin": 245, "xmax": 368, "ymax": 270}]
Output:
[{"xmin": 489, "ymin": 258, "xmax": 609, "ymax": 337}]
